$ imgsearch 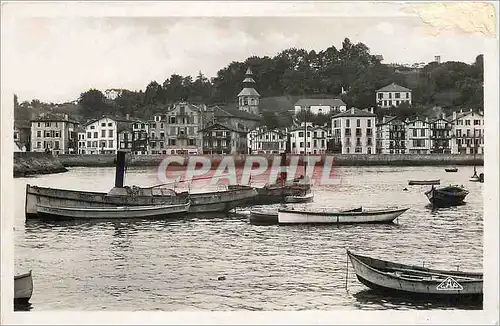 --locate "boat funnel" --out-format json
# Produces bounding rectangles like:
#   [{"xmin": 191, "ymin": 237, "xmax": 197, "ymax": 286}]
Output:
[{"xmin": 115, "ymin": 150, "xmax": 129, "ymax": 188}]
